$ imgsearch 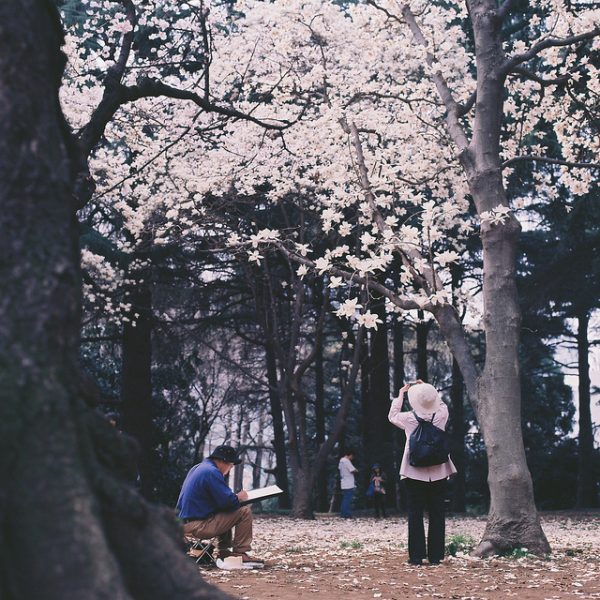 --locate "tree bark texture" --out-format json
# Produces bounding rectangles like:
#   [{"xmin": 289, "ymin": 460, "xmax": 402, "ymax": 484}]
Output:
[
  {"xmin": 449, "ymin": 359, "xmax": 466, "ymax": 512},
  {"xmin": 415, "ymin": 313, "xmax": 430, "ymax": 382},
  {"xmin": 575, "ymin": 310, "xmax": 597, "ymax": 507},
  {"xmin": 392, "ymin": 0, "xmax": 551, "ymax": 554},
  {"xmin": 464, "ymin": 1, "xmax": 549, "ymax": 556},
  {"xmin": 362, "ymin": 295, "xmax": 395, "ymax": 506},
  {"xmin": 121, "ymin": 282, "xmax": 155, "ymax": 498},
  {"xmin": 314, "ymin": 280, "xmax": 329, "ymax": 512},
  {"xmin": 0, "ymin": 3, "xmax": 232, "ymax": 598},
  {"xmin": 265, "ymin": 342, "xmax": 292, "ymax": 508},
  {"xmin": 252, "ymin": 273, "xmax": 291, "ymax": 508},
  {"xmin": 392, "ymin": 318, "xmax": 407, "ymax": 511}
]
